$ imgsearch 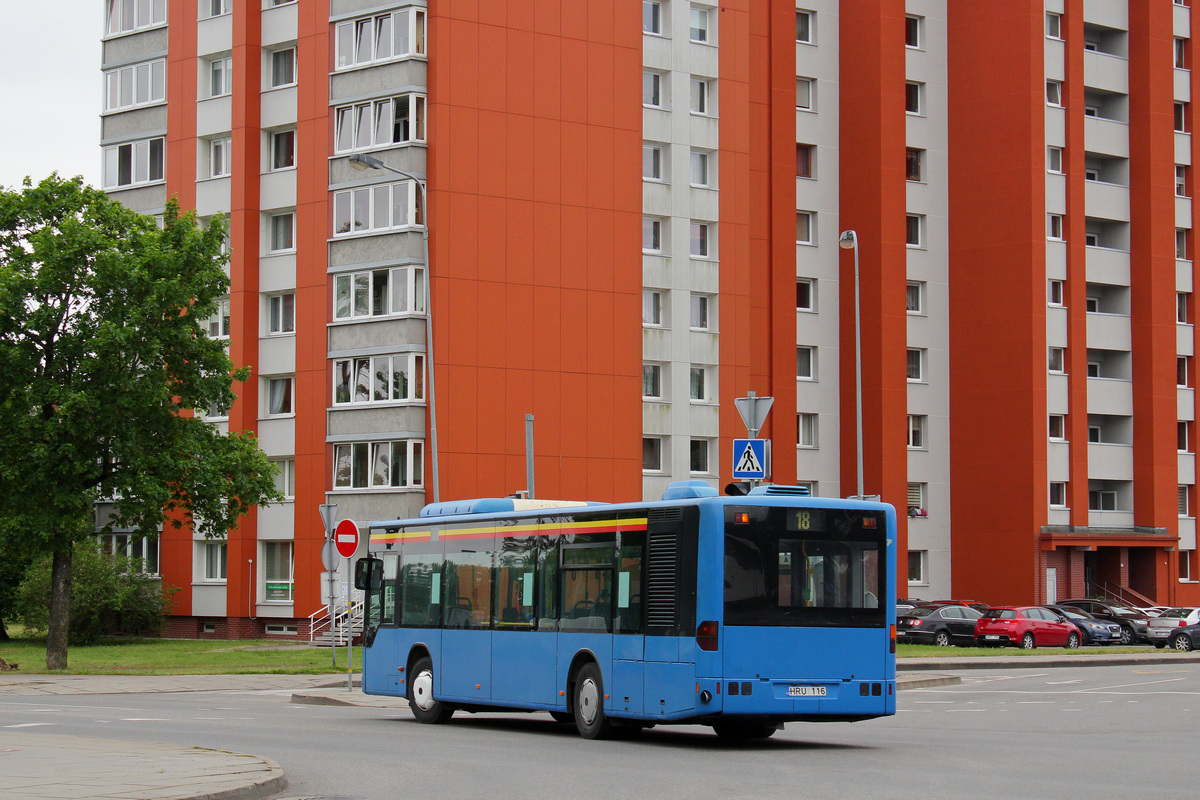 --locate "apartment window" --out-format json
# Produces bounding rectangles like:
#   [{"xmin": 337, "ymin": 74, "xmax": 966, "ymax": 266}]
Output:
[
  {"xmin": 334, "ymin": 266, "xmax": 425, "ymax": 320},
  {"xmin": 642, "ymin": 364, "xmax": 663, "ymax": 398},
  {"xmin": 268, "ymin": 293, "xmax": 295, "ymax": 335},
  {"xmin": 1178, "ymin": 229, "xmax": 1189, "ymax": 260},
  {"xmin": 270, "ymin": 48, "xmax": 296, "ymax": 88},
  {"xmin": 1178, "ymin": 165, "xmax": 1190, "ymax": 197},
  {"xmin": 266, "ymin": 376, "xmax": 294, "ymax": 415},
  {"xmin": 907, "ymin": 483, "xmax": 927, "ymax": 517},
  {"xmin": 1045, "ymin": 80, "xmax": 1064, "ymax": 107},
  {"xmin": 208, "ymin": 56, "xmax": 233, "ymax": 98},
  {"xmin": 1084, "ymin": 231, "xmax": 1100, "ymax": 247},
  {"xmin": 906, "ymin": 348, "xmax": 925, "ymax": 382},
  {"xmin": 203, "ymin": 542, "xmax": 227, "ymax": 581},
  {"xmin": 1183, "ymin": 551, "xmax": 1195, "ymax": 582},
  {"xmin": 1049, "ymin": 346, "xmax": 1066, "ymax": 373},
  {"xmin": 905, "ymin": 214, "xmax": 923, "ymax": 247},
  {"xmin": 270, "ymin": 0, "xmax": 297, "ymax": 5},
  {"xmin": 689, "ymin": 367, "xmax": 708, "ymax": 401},
  {"xmin": 690, "ymin": 78, "xmax": 713, "ymax": 115},
  {"xmin": 334, "ymin": 440, "xmax": 424, "ymax": 489},
  {"xmin": 797, "ymin": 278, "xmax": 815, "ymax": 312},
  {"xmin": 643, "ymin": 437, "xmax": 663, "ymax": 471},
  {"xmin": 1181, "ymin": 421, "xmax": 1191, "ymax": 452},
  {"xmin": 205, "ymin": 0, "xmax": 230, "ymax": 17},
  {"xmin": 689, "ymin": 439, "xmax": 711, "ymax": 473},
  {"xmin": 690, "ymin": 149, "xmax": 711, "ymax": 187},
  {"xmin": 907, "ymin": 550, "xmax": 926, "ymax": 584},
  {"xmin": 1049, "ymin": 414, "xmax": 1066, "ymax": 440},
  {"xmin": 643, "ymin": 71, "xmax": 664, "ymax": 108},
  {"xmin": 333, "ymin": 181, "xmax": 422, "ymax": 236},
  {"xmin": 1089, "ymin": 490, "xmax": 1117, "ymax": 511},
  {"xmin": 689, "ymin": 6, "xmax": 711, "ymax": 43},
  {"xmin": 797, "ymin": 211, "xmax": 815, "ymax": 245},
  {"xmin": 905, "ymin": 148, "xmax": 923, "ymax": 181},
  {"xmin": 1048, "ymin": 213, "xmax": 1064, "ymax": 240},
  {"xmin": 271, "ymin": 457, "xmax": 295, "ymax": 498},
  {"xmin": 1179, "ymin": 292, "xmax": 1189, "ymax": 323},
  {"xmin": 690, "ymin": 293, "xmax": 711, "ymax": 330},
  {"xmin": 334, "ymin": 94, "xmax": 427, "ymax": 152},
  {"xmin": 906, "ymin": 281, "xmax": 924, "ymax": 314},
  {"xmin": 271, "ymin": 130, "xmax": 295, "ymax": 170},
  {"xmin": 1085, "ymin": 295, "xmax": 1100, "ymax": 313},
  {"xmin": 1049, "ymin": 482, "xmax": 1067, "ymax": 508},
  {"xmin": 1176, "ymin": 102, "xmax": 1189, "ymax": 132},
  {"xmin": 335, "ymin": 8, "xmax": 427, "ymax": 69},
  {"xmin": 904, "ymin": 15, "xmax": 923, "ymax": 49},
  {"xmin": 905, "ymin": 82, "xmax": 923, "ymax": 114},
  {"xmin": 796, "ymin": 10, "xmax": 814, "ymax": 43},
  {"xmin": 796, "ymin": 144, "xmax": 814, "ymax": 178},
  {"xmin": 1046, "ymin": 12, "xmax": 1062, "ymax": 39},
  {"xmin": 797, "ymin": 413, "xmax": 818, "ymax": 448},
  {"xmin": 908, "ymin": 415, "xmax": 927, "ymax": 449},
  {"xmin": 103, "ymin": 59, "xmax": 166, "ymax": 112},
  {"xmin": 106, "ymin": 0, "xmax": 166, "ymax": 36},
  {"xmin": 97, "ymin": 533, "xmax": 159, "ymax": 576},
  {"xmin": 205, "ymin": 298, "xmax": 231, "ymax": 339},
  {"xmin": 690, "ymin": 221, "xmax": 712, "ymax": 257},
  {"xmin": 334, "ymin": 354, "xmax": 425, "ymax": 404},
  {"xmin": 262, "ymin": 541, "xmax": 294, "ymax": 602},
  {"xmin": 1183, "ymin": 486, "xmax": 1192, "ymax": 516},
  {"xmin": 643, "ymin": 216, "xmax": 665, "ymax": 252},
  {"xmin": 643, "ymin": 1, "xmax": 663, "ymax": 35},
  {"xmin": 796, "ymin": 78, "xmax": 815, "ymax": 111},
  {"xmin": 643, "ymin": 290, "xmax": 663, "ymax": 326},
  {"xmin": 796, "ymin": 346, "xmax": 815, "ymax": 380},
  {"xmin": 208, "ymin": 137, "xmax": 231, "ymax": 178},
  {"xmin": 1047, "ymin": 146, "xmax": 1063, "ymax": 173},
  {"xmin": 1180, "ymin": 356, "xmax": 1190, "ymax": 387},
  {"xmin": 643, "ymin": 143, "xmax": 664, "ymax": 181},
  {"xmin": 1048, "ymin": 279, "xmax": 1064, "ymax": 306},
  {"xmin": 269, "ymin": 212, "xmax": 295, "ymax": 252},
  {"xmin": 1177, "ymin": 38, "xmax": 1190, "ymax": 69},
  {"xmin": 102, "ymin": 137, "xmax": 165, "ymax": 189}
]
